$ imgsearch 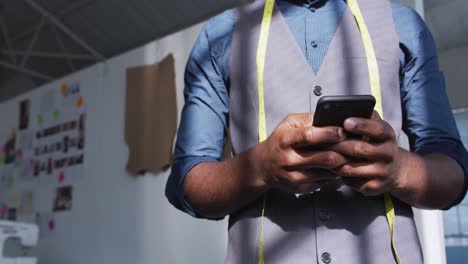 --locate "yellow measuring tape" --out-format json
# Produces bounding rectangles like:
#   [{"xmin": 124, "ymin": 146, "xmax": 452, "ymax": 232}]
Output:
[{"xmin": 255, "ymin": 0, "xmax": 400, "ymax": 263}]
